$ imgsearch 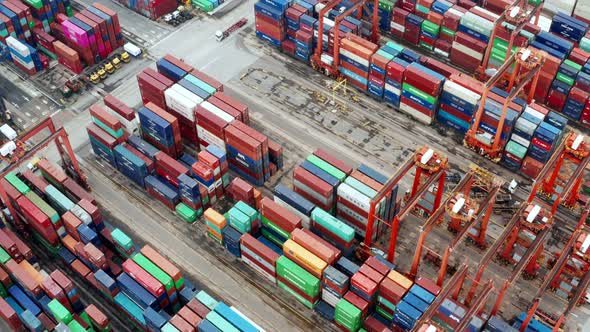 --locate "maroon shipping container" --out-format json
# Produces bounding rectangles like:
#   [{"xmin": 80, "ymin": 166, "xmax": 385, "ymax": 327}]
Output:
[
  {"xmin": 154, "ymin": 151, "xmax": 189, "ymax": 187},
  {"xmin": 0, "ymin": 267, "xmax": 10, "ymax": 288},
  {"xmin": 38, "ymin": 313, "xmax": 56, "ymax": 331},
  {"xmin": 187, "ymin": 299, "xmax": 210, "ymax": 318},
  {"xmin": 260, "ymin": 197, "xmax": 302, "ymax": 232},
  {"xmin": 144, "ymin": 68, "xmax": 174, "ymax": 87},
  {"xmin": 51, "ymin": 267, "xmax": 75, "ymax": 293},
  {"xmin": 17, "ymin": 196, "xmax": 58, "ymax": 245},
  {"xmin": 363, "ymin": 316, "xmax": 392, "ymax": 332},
  {"xmin": 190, "ymin": 69, "xmax": 223, "ymax": 92},
  {"xmin": 1, "ymin": 178, "xmax": 21, "ymax": 203},
  {"xmin": 4, "ymin": 229, "xmax": 33, "ymax": 261},
  {"xmin": 358, "ymin": 264, "xmax": 385, "ymax": 284},
  {"xmin": 21, "ymin": 169, "xmax": 48, "ymax": 193},
  {"xmin": 240, "ymin": 233, "xmax": 280, "ymax": 265},
  {"xmin": 63, "ymin": 178, "xmax": 96, "ymax": 205},
  {"xmin": 213, "ymin": 92, "xmax": 249, "ymax": 124},
  {"xmin": 293, "ymin": 166, "xmax": 333, "ymax": 197},
  {"xmin": 224, "ymin": 125, "xmax": 262, "ymax": 161},
  {"xmin": 138, "ymin": 72, "xmax": 168, "ymax": 109},
  {"xmin": 344, "ymin": 291, "xmax": 370, "ymax": 318},
  {"xmin": 178, "ymin": 307, "xmax": 202, "ymax": 327},
  {"xmin": 87, "ymin": 124, "xmax": 118, "ymax": 149},
  {"xmin": 207, "ymin": 96, "xmax": 242, "ymax": 121},
  {"xmin": 0, "ymin": 228, "xmax": 17, "ymax": 257},
  {"xmin": 37, "ymin": 159, "xmax": 68, "ymax": 186},
  {"xmin": 71, "ymin": 259, "xmax": 91, "ymax": 278},
  {"xmin": 364, "ymin": 256, "xmax": 391, "ymax": 276},
  {"xmin": 78, "ymin": 199, "xmax": 102, "ymax": 225},
  {"xmin": 103, "ymin": 94, "xmax": 135, "ymax": 121},
  {"xmin": 5, "ymin": 259, "xmax": 41, "ymax": 296},
  {"xmin": 379, "ymin": 277, "xmax": 407, "ymax": 303},
  {"xmin": 0, "ymin": 297, "xmax": 21, "ymax": 330},
  {"xmin": 291, "ymin": 228, "xmax": 339, "ymax": 264},
  {"xmin": 163, "ymin": 54, "xmax": 194, "ymax": 73},
  {"xmin": 170, "ymin": 313, "xmax": 196, "ymax": 332},
  {"xmin": 41, "ymin": 276, "xmax": 66, "ymax": 301}
]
